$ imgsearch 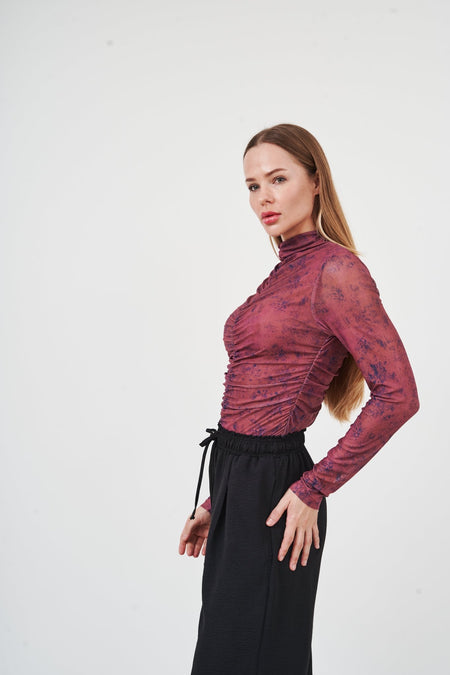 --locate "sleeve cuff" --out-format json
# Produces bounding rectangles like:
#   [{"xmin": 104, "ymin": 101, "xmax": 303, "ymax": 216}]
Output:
[
  {"xmin": 289, "ymin": 481, "xmax": 323, "ymax": 510},
  {"xmin": 200, "ymin": 496, "xmax": 211, "ymax": 512}
]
